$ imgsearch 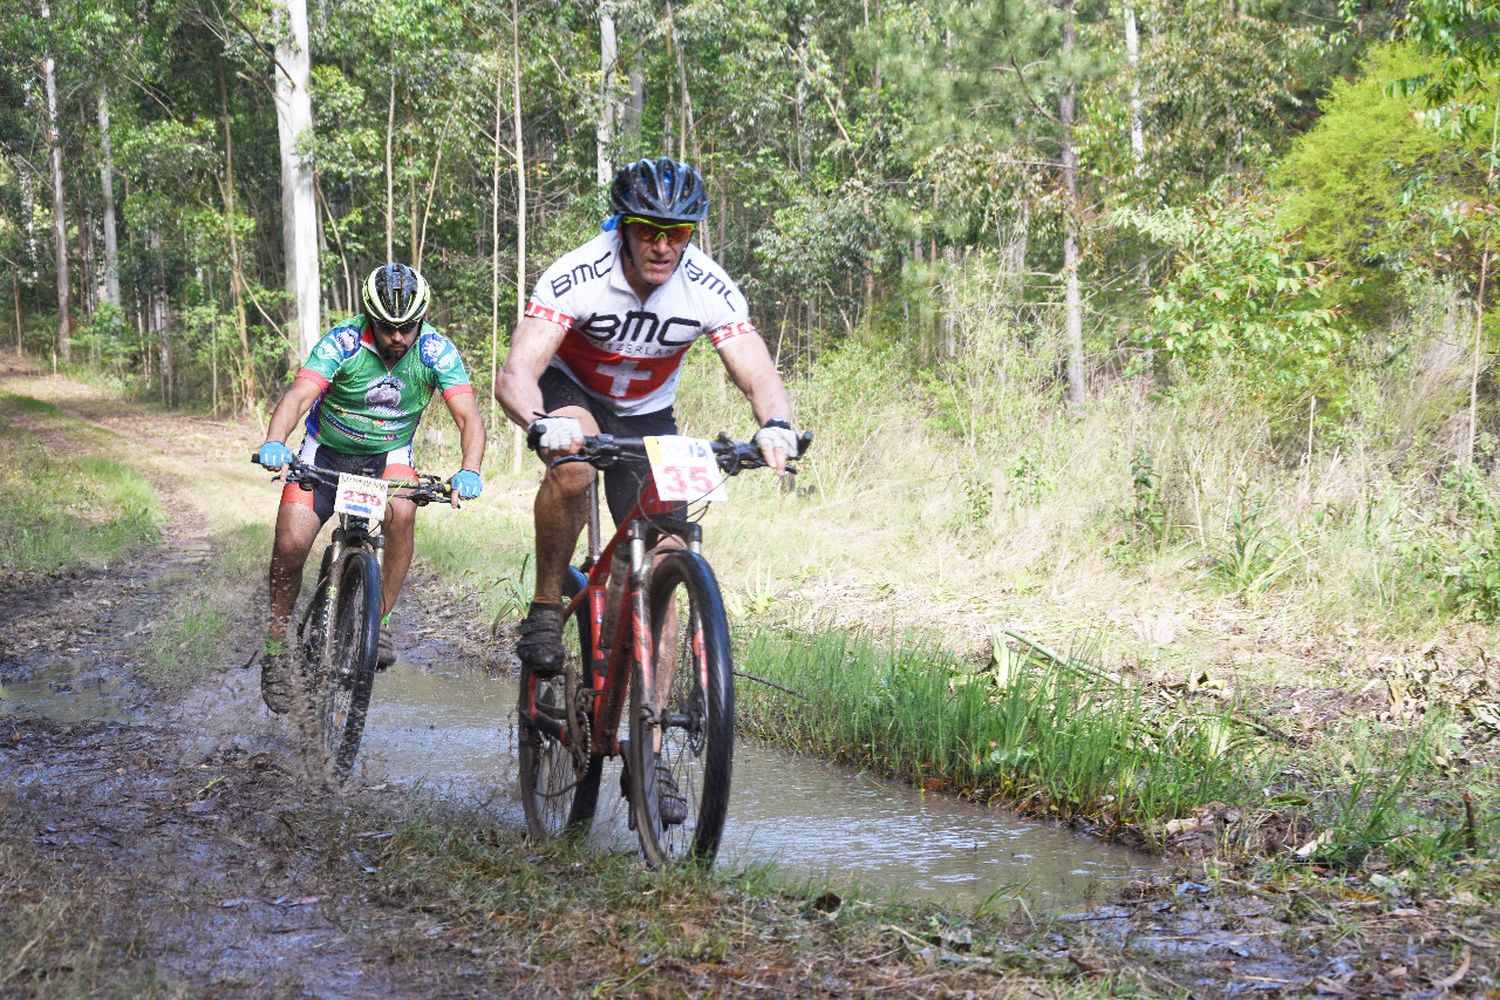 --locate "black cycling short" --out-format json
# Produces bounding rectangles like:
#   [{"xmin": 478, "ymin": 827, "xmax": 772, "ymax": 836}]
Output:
[
  {"xmin": 538, "ymin": 366, "xmax": 684, "ymax": 526},
  {"xmin": 282, "ymin": 438, "xmax": 415, "ymax": 523}
]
